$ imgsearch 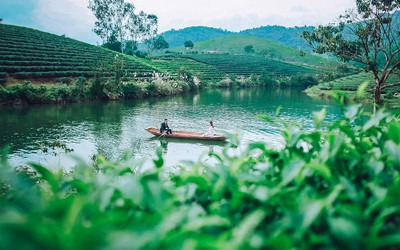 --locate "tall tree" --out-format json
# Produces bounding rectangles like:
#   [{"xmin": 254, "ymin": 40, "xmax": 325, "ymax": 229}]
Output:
[
  {"xmin": 88, "ymin": 0, "xmax": 158, "ymax": 54},
  {"xmin": 88, "ymin": 0, "xmax": 114, "ymax": 43},
  {"xmin": 141, "ymin": 12, "xmax": 159, "ymax": 53},
  {"xmin": 302, "ymin": 0, "xmax": 400, "ymax": 106}
]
